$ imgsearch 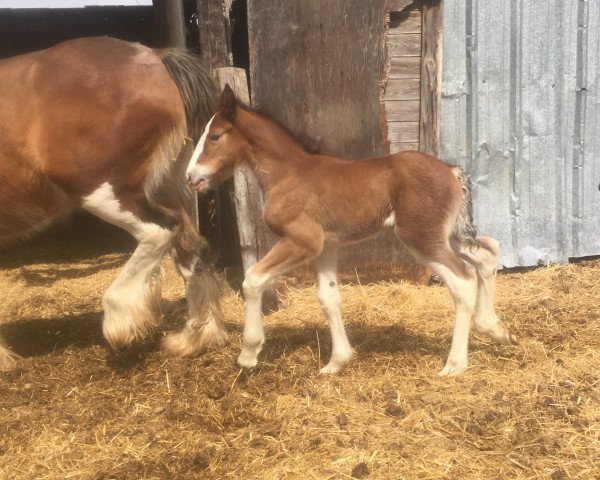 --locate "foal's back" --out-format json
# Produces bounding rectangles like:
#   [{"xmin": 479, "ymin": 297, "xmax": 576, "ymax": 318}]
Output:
[{"xmin": 285, "ymin": 150, "xmax": 460, "ymax": 244}]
